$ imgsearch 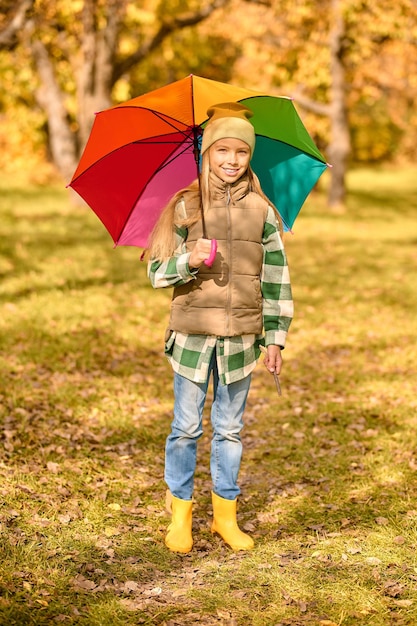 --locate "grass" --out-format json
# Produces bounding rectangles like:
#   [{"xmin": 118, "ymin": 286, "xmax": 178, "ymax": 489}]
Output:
[{"xmin": 0, "ymin": 165, "xmax": 416, "ymax": 625}]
